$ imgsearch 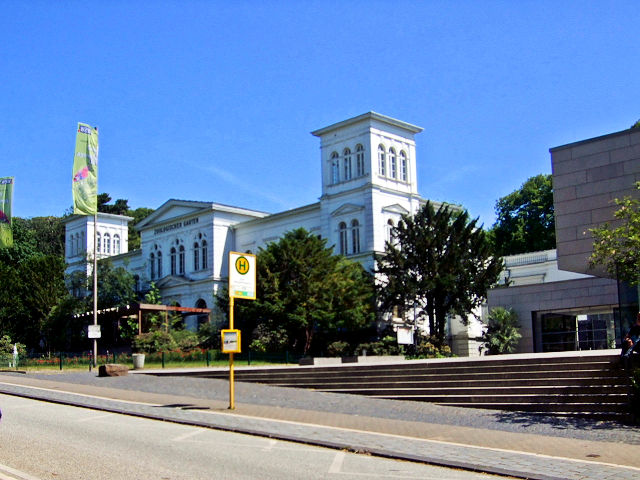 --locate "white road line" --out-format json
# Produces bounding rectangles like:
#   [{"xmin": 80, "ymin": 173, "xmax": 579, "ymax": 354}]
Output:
[
  {"xmin": 173, "ymin": 428, "xmax": 206, "ymax": 442},
  {"xmin": 3, "ymin": 383, "xmax": 639, "ymax": 473},
  {"xmin": 328, "ymin": 451, "xmax": 345, "ymax": 474},
  {"xmin": 262, "ymin": 439, "xmax": 278, "ymax": 451},
  {"xmin": 0, "ymin": 463, "xmax": 42, "ymax": 480},
  {"xmin": 77, "ymin": 412, "xmax": 114, "ymax": 423}
]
